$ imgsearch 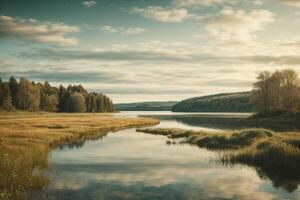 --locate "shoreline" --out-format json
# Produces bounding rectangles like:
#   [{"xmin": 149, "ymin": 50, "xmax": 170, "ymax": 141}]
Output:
[
  {"xmin": 137, "ymin": 127, "xmax": 300, "ymax": 169},
  {"xmin": 0, "ymin": 112, "xmax": 159, "ymax": 200}
]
